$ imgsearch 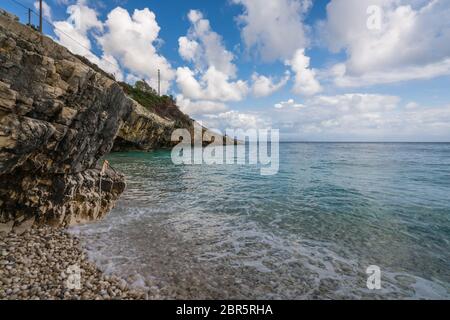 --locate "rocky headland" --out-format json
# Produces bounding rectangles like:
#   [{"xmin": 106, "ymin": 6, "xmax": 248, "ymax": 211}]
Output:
[
  {"xmin": 0, "ymin": 9, "xmax": 222, "ymax": 299},
  {"xmin": 0, "ymin": 9, "xmax": 199, "ymax": 230}
]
